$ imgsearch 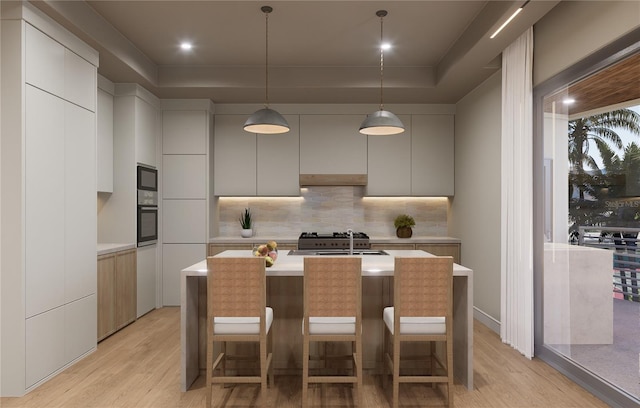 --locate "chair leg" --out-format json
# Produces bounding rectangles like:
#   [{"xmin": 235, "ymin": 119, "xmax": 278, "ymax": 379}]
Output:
[
  {"xmin": 206, "ymin": 340, "xmax": 213, "ymax": 408},
  {"xmin": 356, "ymin": 337, "xmax": 363, "ymax": 407},
  {"xmin": 220, "ymin": 341, "xmax": 226, "ymax": 389},
  {"xmin": 302, "ymin": 335, "xmax": 310, "ymax": 408},
  {"xmin": 260, "ymin": 338, "xmax": 268, "ymax": 407},
  {"xmin": 268, "ymin": 328, "xmax": 274, "ymax": 388},
  {"xmin": 392, "ymin": 337, "xmax": 400, "ymax": 408},
  {"xmin": 430, "ymin": 341, "xmax": 436, "ymax": 389},
  {"xmin": 382, "ymin": 327, "xmax": 388, "ymax": 389},
  {"xmin": 447, "ymin": 339, "xmax": 454, "ymax": 407}
]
